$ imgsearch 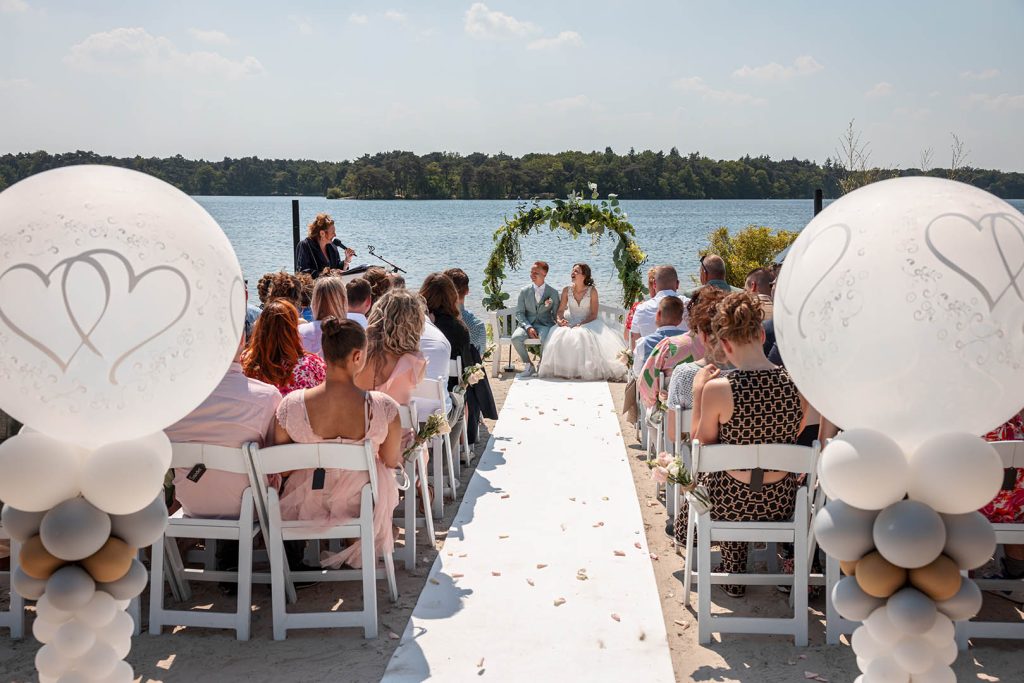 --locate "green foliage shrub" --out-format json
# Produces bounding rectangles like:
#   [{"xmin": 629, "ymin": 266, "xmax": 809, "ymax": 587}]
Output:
[{"xmin": 702, "ymin": 225, "xmax": 798, "ymax": 288}]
